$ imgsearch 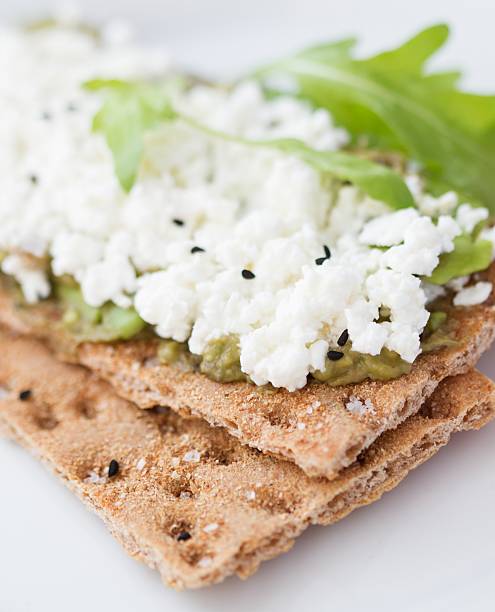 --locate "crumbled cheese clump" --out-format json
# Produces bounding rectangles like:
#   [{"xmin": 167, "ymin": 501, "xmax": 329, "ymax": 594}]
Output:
[
  {"xmin": 1, "ymin": 254, "xmax": 50, "ymax": 303},
  {"xmin": 1, "ymin": 23, "xmax": 494, "ymax": 391},
  {"xmin": 453, "ymin": 282, "xmax": 492, "ymax": 307}
]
